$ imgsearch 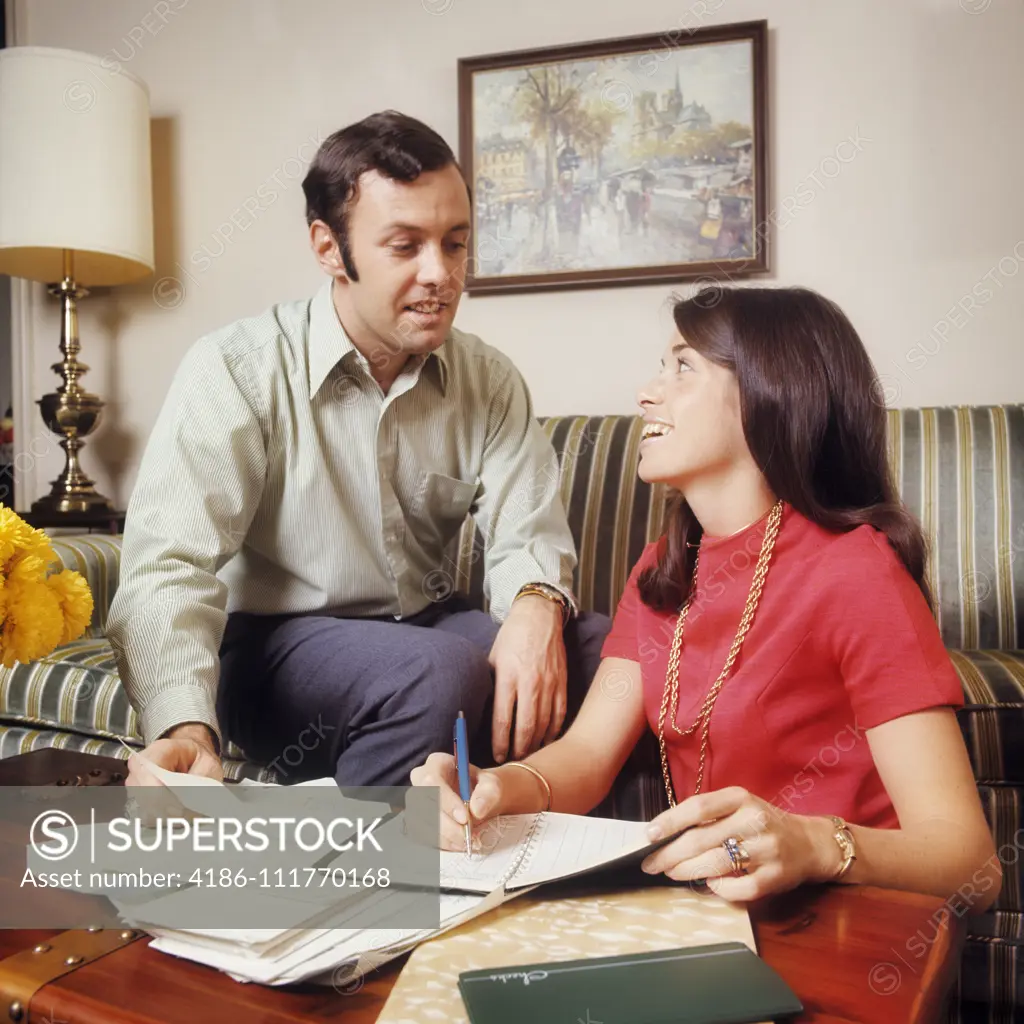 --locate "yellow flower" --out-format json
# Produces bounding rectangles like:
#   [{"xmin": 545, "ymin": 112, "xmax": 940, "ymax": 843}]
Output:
[
  {"xmin": 46, "ymin": 569, "xmax": 94, "ymax": 645},
  {"xmin": 0, "ymin": 508, "xmax": 18, "ymax": 566},
  {"xmin": 0, "ymin": 509, "xmax": 93, "ymax": 667},
  {"xmin": 0, "ymin": 507, "xmax": 55, "ymax": 570},
  {"xmin": 1, "ymin": 577, "xmax": 64, "ymax": 669},
  {"xmin": 7, "ymin": 552, "xmax": 48, "ymax": 585}
]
